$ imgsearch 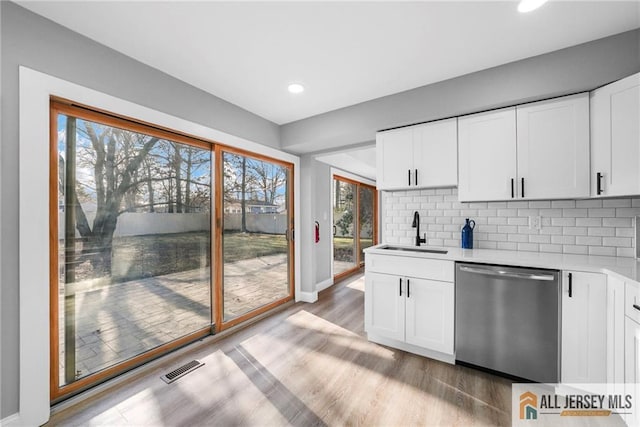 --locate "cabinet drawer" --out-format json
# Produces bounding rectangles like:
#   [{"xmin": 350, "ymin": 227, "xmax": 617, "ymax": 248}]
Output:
[
  {"xmin": 625, "ymin": 281, "xmax": 640, "ymax": 323},
  {"xmin": 366, "ymin": 254, "xmax": 454, "ymax": 282}
]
